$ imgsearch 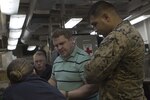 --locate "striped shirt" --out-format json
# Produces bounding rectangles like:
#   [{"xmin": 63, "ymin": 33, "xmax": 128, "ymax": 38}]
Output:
[{"xmin": 51, "ymin": 46, "xmax": 98, "ymax": 100}]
